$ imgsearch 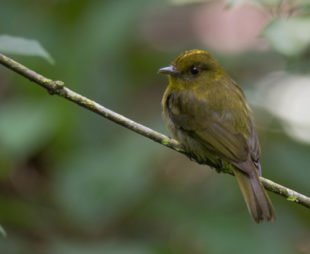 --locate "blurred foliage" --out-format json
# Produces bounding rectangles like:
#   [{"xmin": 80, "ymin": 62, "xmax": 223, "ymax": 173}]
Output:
[
  {"xmin": 0, "ymin": 224, "xmax": 6, "ymax": 238},
  {"xmin": 0, "ymin": 35, "xmax": 54, "ymax": 64},
  {"xmin": 0, "ymin": 0, "xmax": 310, "ymax": 253},
  {"xmin": 264, "ymin": 17, "xmax": 310, "ymax": 56}
]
